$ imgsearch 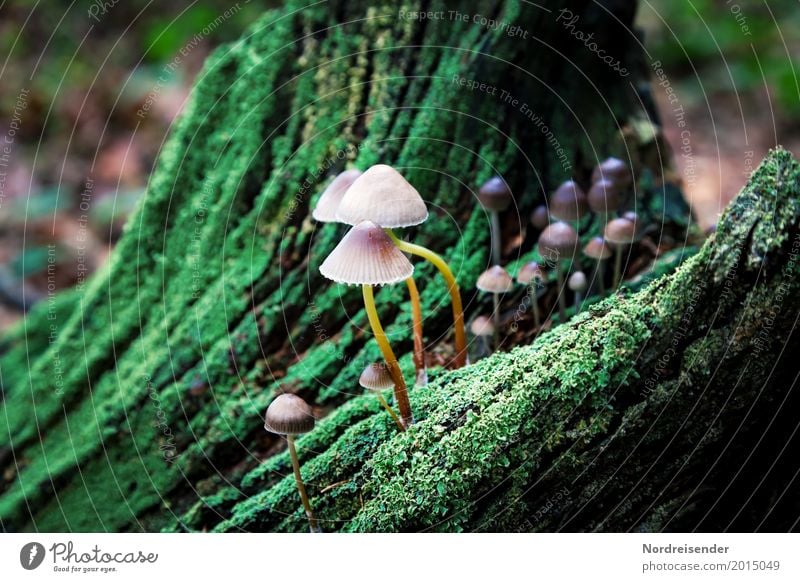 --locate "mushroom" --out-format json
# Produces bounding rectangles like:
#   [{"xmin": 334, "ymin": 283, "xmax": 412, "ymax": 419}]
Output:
[
  {"xmin": 604, "ymin": 217, "xmax": 637, "ymax": 290},
  {"xmin": 478, "ymin": 176, "xmax": 513, "ymax": 264},
  {"xmin": 587, "ymin": 179, "xmax": 621, "ymax": 230},
  {"xmin": 311, "ymin": 169, "xmax": 363, "ymax": 223},
  {"xmin": 469, "ymin": 315, "xmax": 495, "ymax": 359},
  {"xmin": 476, "ymin": 265, "xmax": 514, "ymax": 349},
  {"xmin": 320, "ymin": 220, "xmax": 415, "ymax": 426},
  {"xmin": 359, "ymin": 364, "xmax": 404, "ymax": 431},
  {"xmin": 568, "ymin": 271, "xmax": 588, "ymax": 313},
  {"xmin": 264, "ymin": 393, "xmax": 319, "ymax": 532},
  {"xmin": 591, "ymin": 157, "xmax": 632, "ymax": 188},
  {"xmin": 583, "ymin": 237, "xmax": 613, "ymax": 295},
  {"xmin": 530, "ymin": 204, "xmax": 549, "ymax": 231},
  {"xmin": 549, "ymin": 180, "xmax": 589, "ymax": 225},
  {"xmin": 516, "ymin": 261, "xmax": 544, "ymax": 330},
  {"xmin": 338, "ymin": 164, "xmax": 468, "ymax": 368},
  {"xmin": 315, "ymin": 167, "xmax": 425, "ymax": 384},
  {"xmin": 537, "ymin": 221, "xmax": 579, "ymax": 322}
]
